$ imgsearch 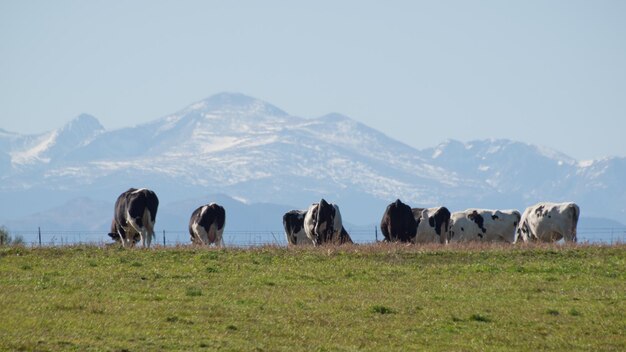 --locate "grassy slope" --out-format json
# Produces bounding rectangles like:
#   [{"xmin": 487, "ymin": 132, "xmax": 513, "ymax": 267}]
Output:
[{"xmin": 0, "ymin": 244, "xmax": 624, "ymax": 352}]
